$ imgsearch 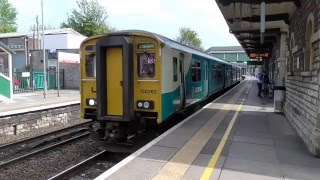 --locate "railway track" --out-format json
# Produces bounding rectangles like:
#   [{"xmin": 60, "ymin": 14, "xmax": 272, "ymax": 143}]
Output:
[
  {"xmin": 0, "ymin": 121, "xmax": 91, "ymax": 150},
  {"xmin": 0, "ymin": 122, "xmax": 91, "ymax": 169}
]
